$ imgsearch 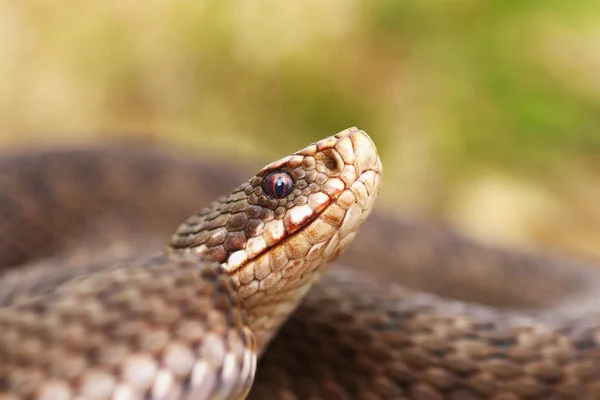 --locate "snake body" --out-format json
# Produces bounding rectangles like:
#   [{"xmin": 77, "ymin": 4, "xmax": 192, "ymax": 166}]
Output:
[{"xmin": 1, "ymin": 128, "xmax": 600, "ymax": 399}]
